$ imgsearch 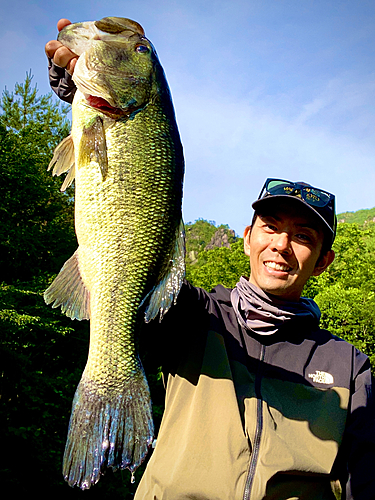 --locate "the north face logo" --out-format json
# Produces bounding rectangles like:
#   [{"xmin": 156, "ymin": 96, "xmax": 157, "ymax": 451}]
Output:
[{"xmin": 308, "ymin": 370, "xmax": 334, "ymax": 384}]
